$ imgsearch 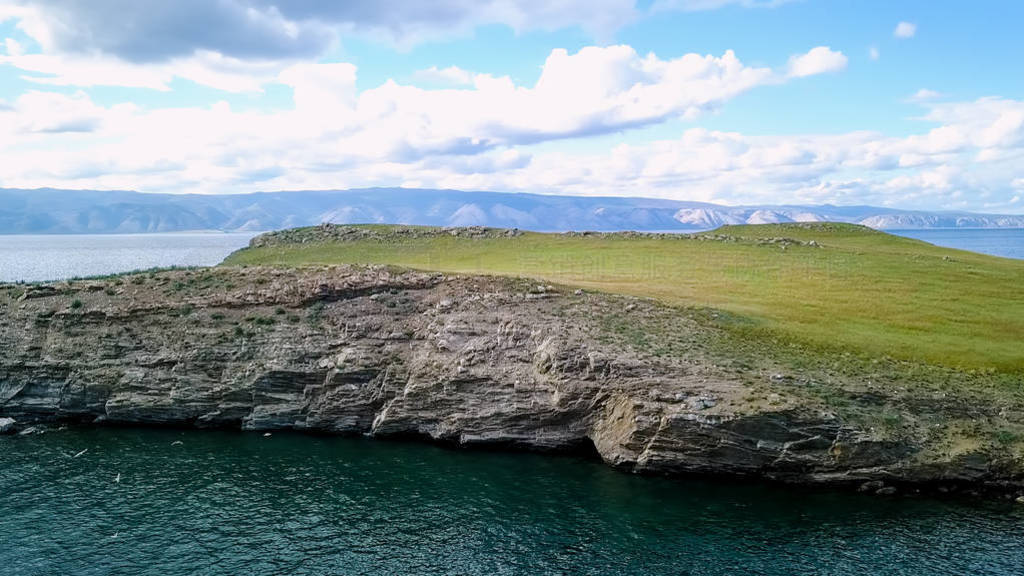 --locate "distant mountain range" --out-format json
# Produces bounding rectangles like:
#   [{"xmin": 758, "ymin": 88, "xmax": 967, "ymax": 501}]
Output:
[{"xmin": 2, "ymin": 187, "xmax": 1023, "ymax": 234}]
